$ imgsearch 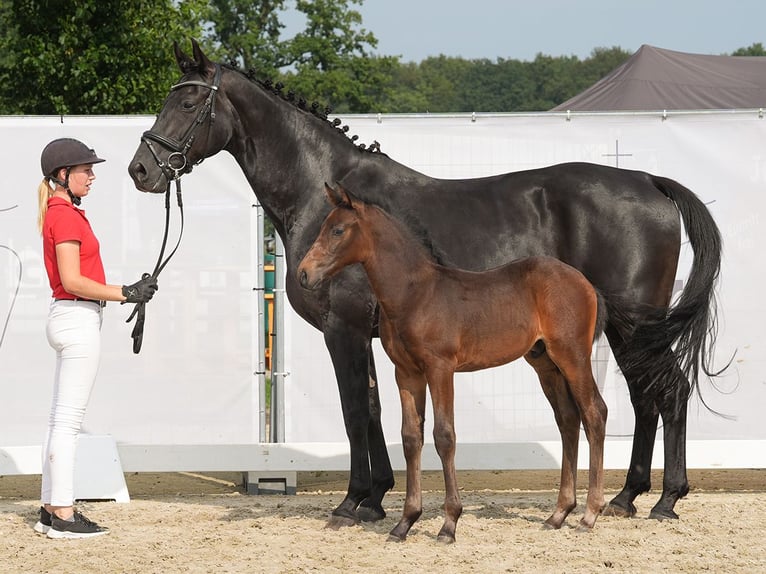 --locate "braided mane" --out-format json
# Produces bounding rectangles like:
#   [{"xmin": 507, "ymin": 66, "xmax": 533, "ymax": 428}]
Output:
[{"xmin": 221, "ymin": 63, "xmax": 385, "ymax": 156}]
